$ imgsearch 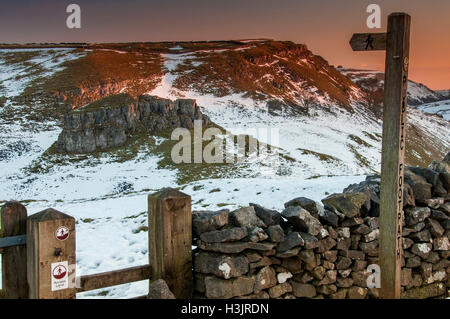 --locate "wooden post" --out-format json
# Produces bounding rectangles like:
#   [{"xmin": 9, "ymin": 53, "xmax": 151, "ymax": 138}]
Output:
[
  {"xmin": 0, "ymin": 202, "xmax": 28, "ymax": 298},
  {"xmin": 148, "ymin": 188, "xmax": 192, "ymax": 299},
  {"xmin": 27, "ymin": 208, "xmax": 76, "ymax": 299},
  {"xmin": 379, "ymin": 13, "xmax": 411, "ymax": 299}
]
